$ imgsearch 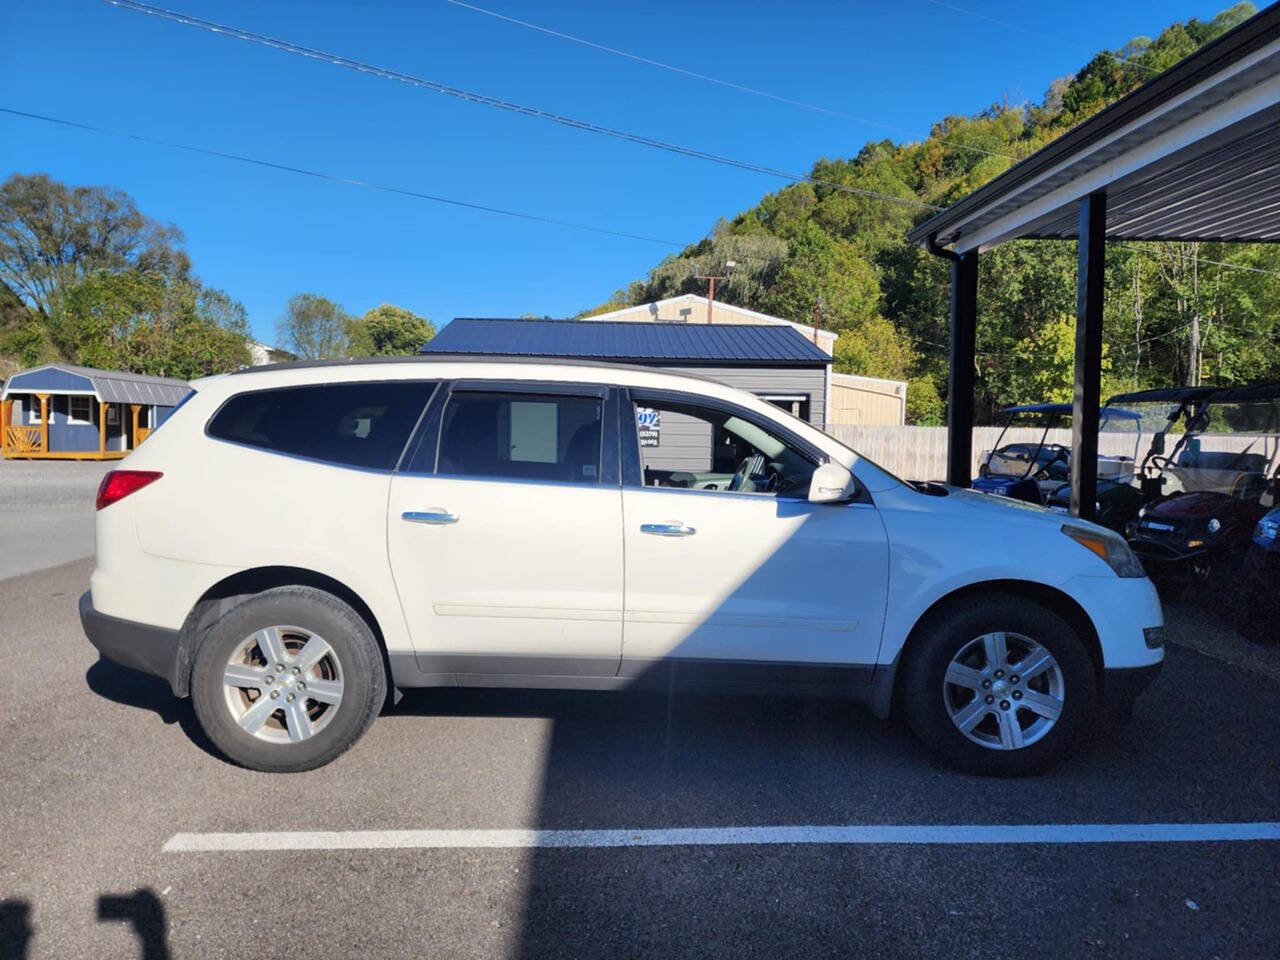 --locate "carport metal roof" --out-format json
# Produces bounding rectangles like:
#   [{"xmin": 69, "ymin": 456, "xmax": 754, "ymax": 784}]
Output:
[
  {"xmin": 908, "ymin": 2, "xmax": 1280, "ymax": 251},
  {"xmin": 906, "ymin": 3, "xmax": 1280, "ymax": 522},
  {"xmin": 423, "ymin": 318, "xmax": 832, "ymax": 367}
]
